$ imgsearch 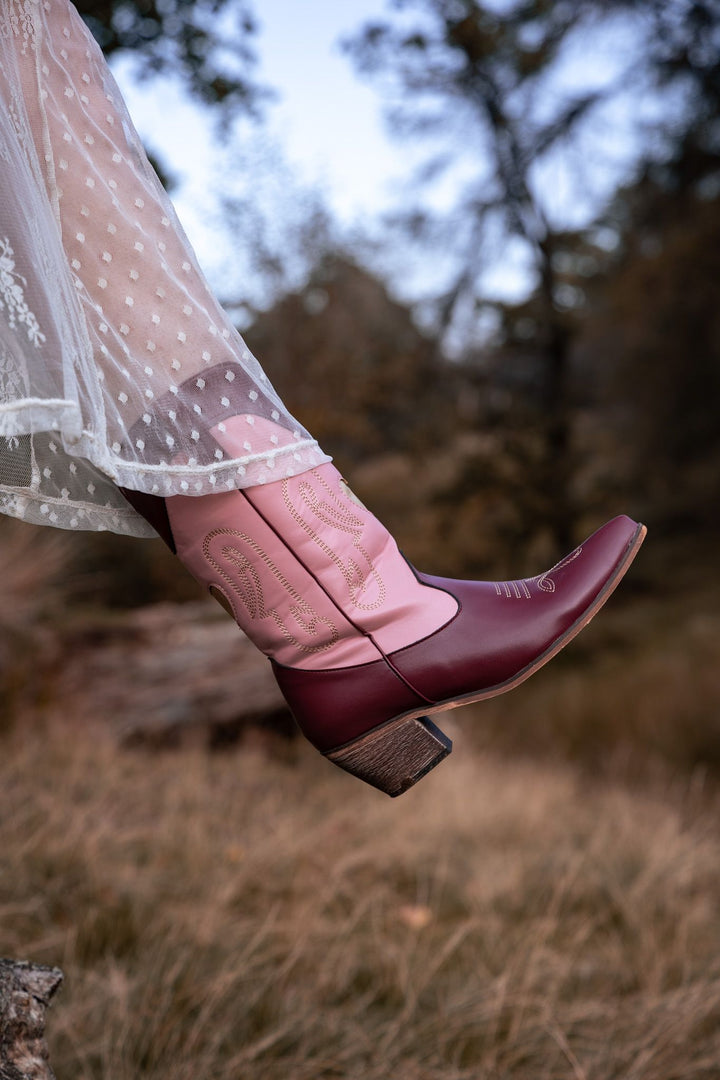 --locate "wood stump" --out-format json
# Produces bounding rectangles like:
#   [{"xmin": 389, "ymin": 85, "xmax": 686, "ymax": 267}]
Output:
[{"xmin": 0, "ymin": 961, "xmax": 62, "ymax": 1080}]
